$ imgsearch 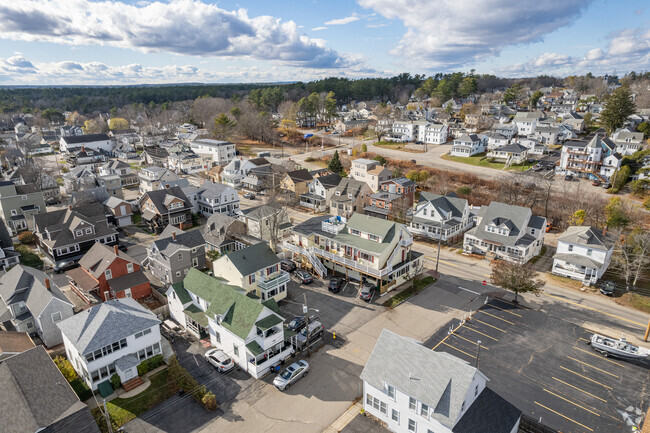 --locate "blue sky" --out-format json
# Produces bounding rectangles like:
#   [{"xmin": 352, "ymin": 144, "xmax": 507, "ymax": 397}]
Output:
[{"xmin": 0, "ymin": 0, "xmax": 647, "ymax": 85}]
